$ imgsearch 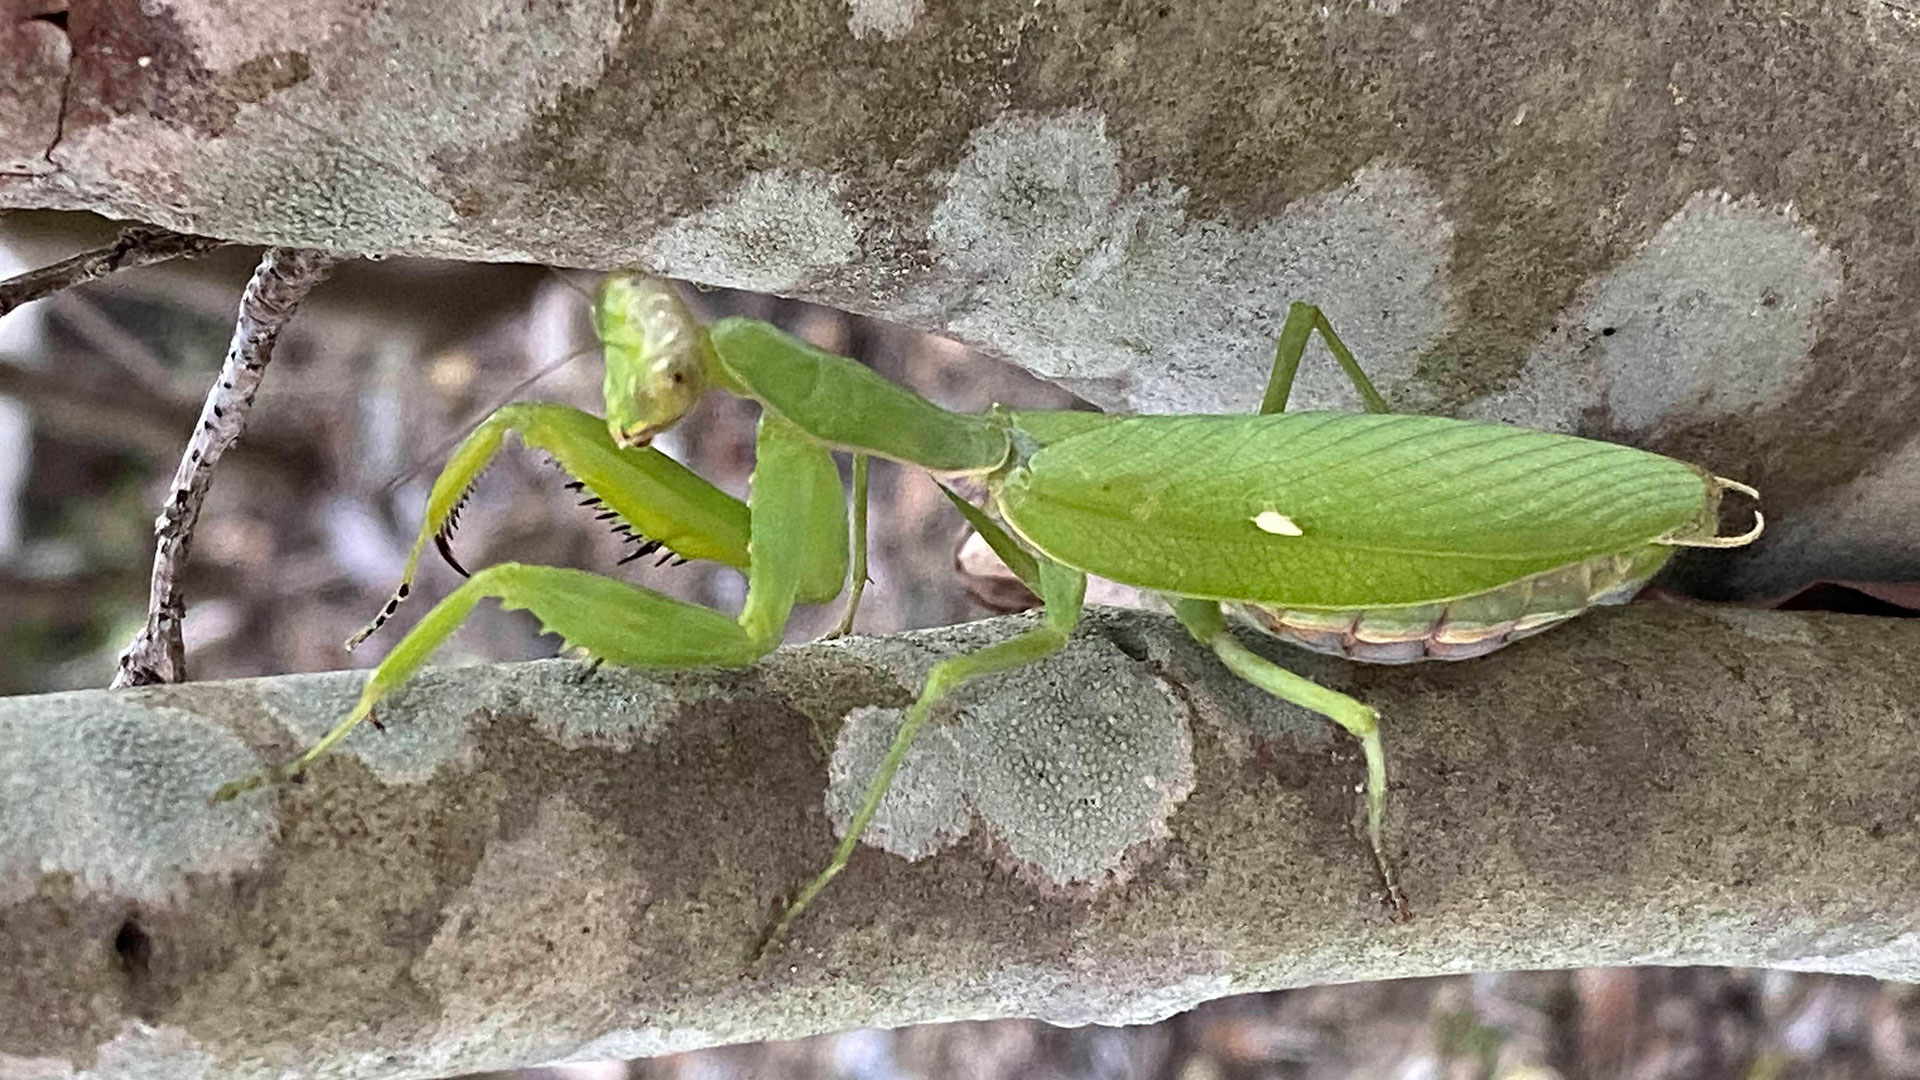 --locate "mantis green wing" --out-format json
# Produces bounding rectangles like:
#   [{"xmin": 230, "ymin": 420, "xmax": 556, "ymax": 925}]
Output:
[
  {"xmin": 996, "ymin": 412, "xmax": 1721, "ymax": 607},
  {"xmin": 988, "ymin": 359, "xmax": 1747, "ymax": 916}
]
